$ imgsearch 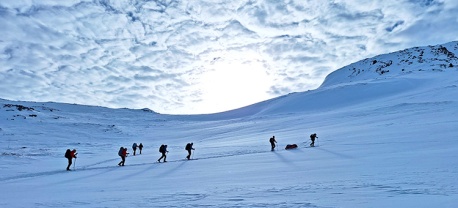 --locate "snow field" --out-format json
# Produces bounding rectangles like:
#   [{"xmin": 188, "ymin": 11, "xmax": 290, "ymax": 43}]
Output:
[{"xmin": 1, "ymin": 70, "xmax": 458, "ymax": 207}]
